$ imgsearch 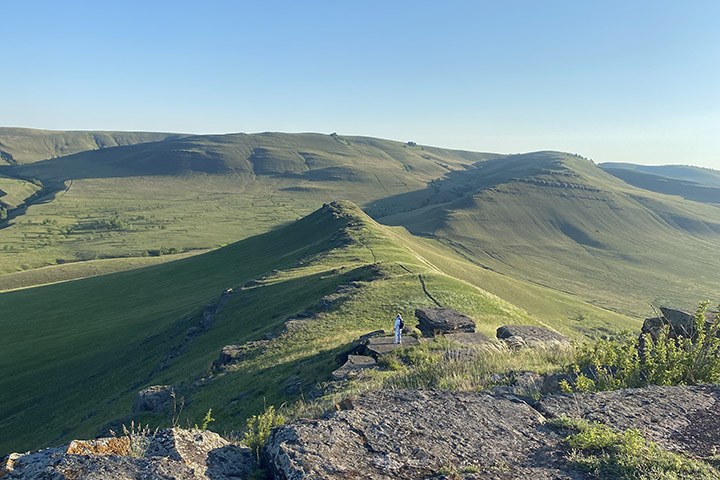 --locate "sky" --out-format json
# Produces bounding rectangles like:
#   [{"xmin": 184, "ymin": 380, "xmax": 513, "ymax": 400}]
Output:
[{"xmin": 2, "ymin": 1, "xmax": 719, "ymax": 168}]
